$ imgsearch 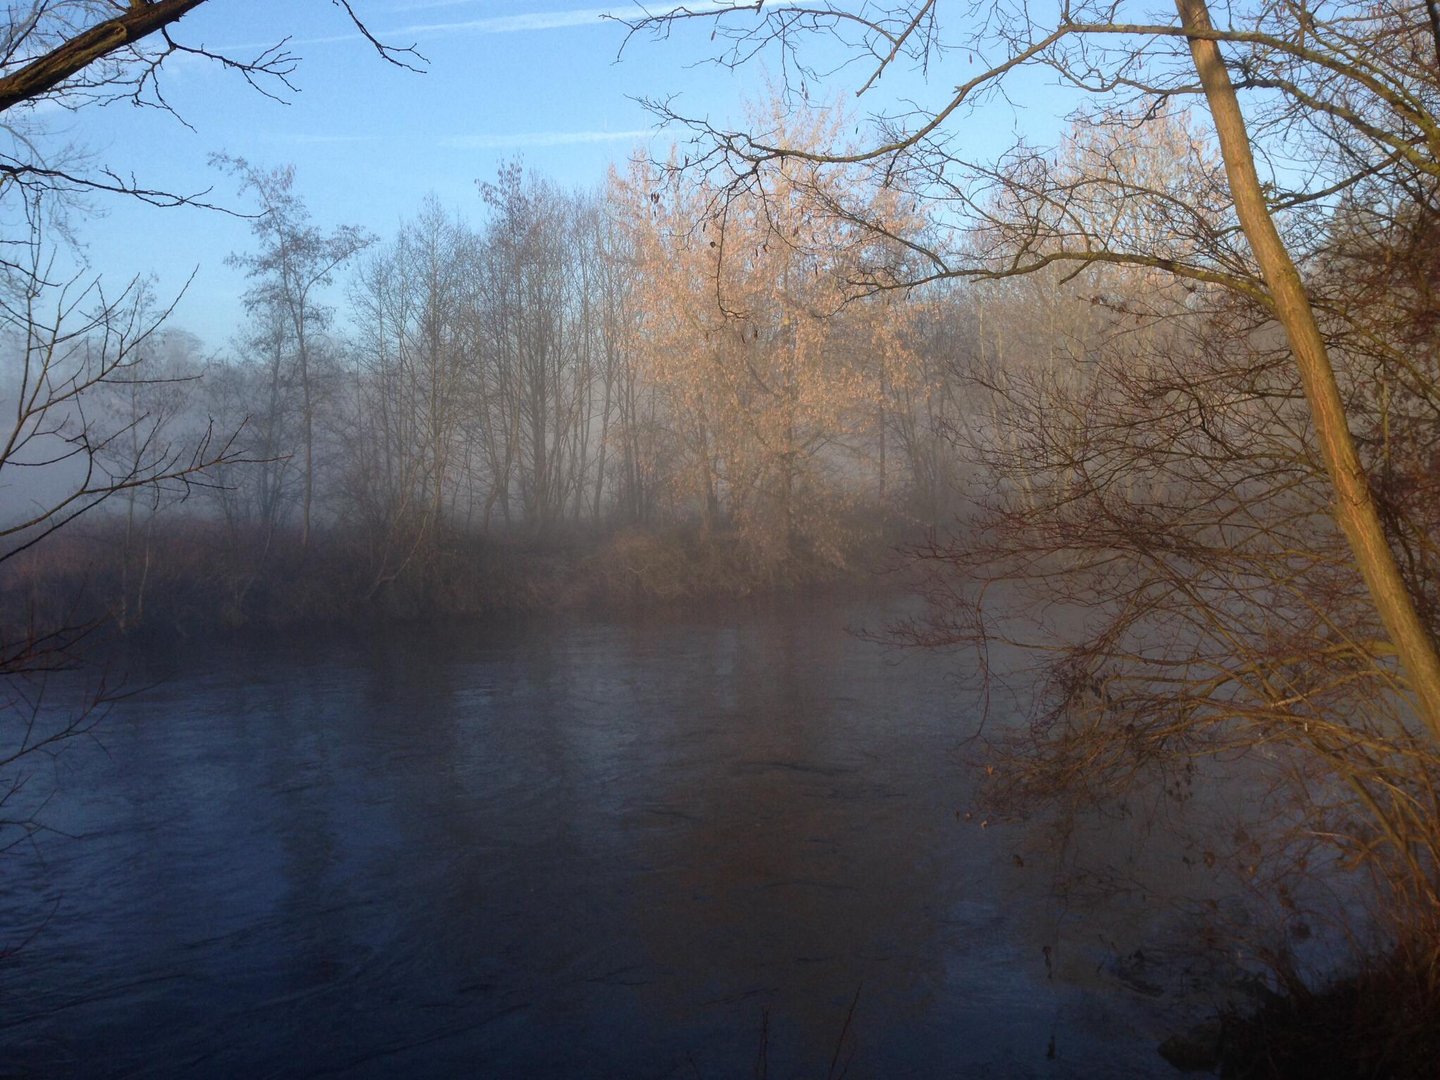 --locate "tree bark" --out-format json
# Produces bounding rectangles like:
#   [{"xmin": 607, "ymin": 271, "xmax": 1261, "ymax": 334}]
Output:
[
  {"xmin": 0, "ymin": 0, "xmax": 209, "ymax": 115},
  {"xmin": 1178, "ymin": 0, "xmax": 1440, "ymax": 742}
]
